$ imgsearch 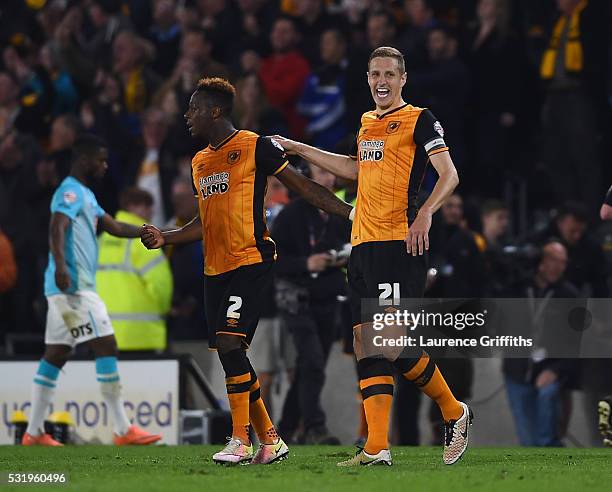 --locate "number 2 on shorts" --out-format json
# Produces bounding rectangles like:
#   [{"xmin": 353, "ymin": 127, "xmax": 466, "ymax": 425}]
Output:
[{"xmin": 226, "ymin": 296, "xmax": 243, "ymax": 319}]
